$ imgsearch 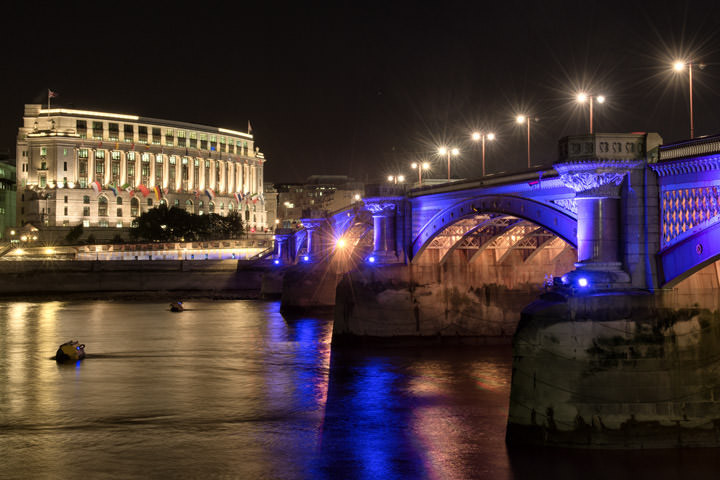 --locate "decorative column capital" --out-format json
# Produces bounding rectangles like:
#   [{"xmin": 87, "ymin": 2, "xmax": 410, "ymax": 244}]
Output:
[
  {"xmin": 364, "ymin": 199, "xmax": 398, "ymax": 216},
  {"xmin": 554, "ymin": 160, "xmax": 644, "ymax": 198}
]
